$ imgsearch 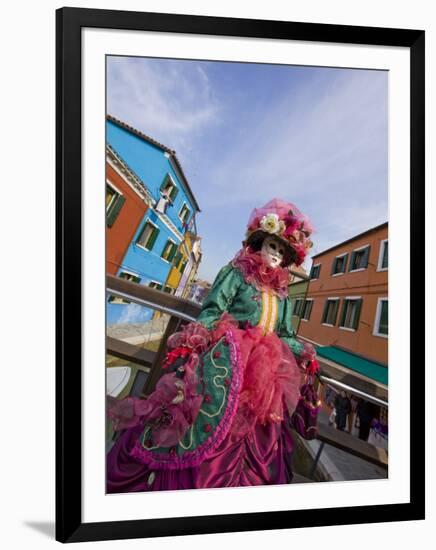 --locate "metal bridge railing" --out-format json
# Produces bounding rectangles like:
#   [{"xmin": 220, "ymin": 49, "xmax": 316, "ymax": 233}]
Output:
[{"xmin": 106, "ymin": 274, "xmax": 388, "ymax": 474}]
